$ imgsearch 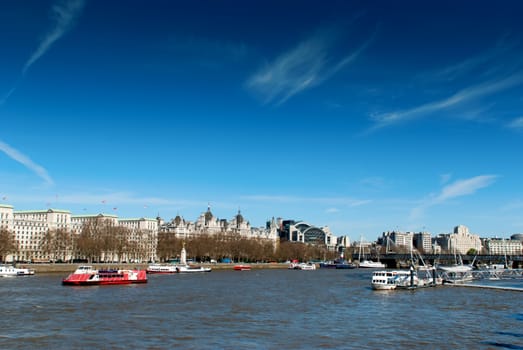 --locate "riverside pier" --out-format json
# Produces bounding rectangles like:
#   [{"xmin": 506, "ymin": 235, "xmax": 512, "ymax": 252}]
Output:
[{"xmin": 348, "ymin": 253, "xmax": 523, "ymax": 269}]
